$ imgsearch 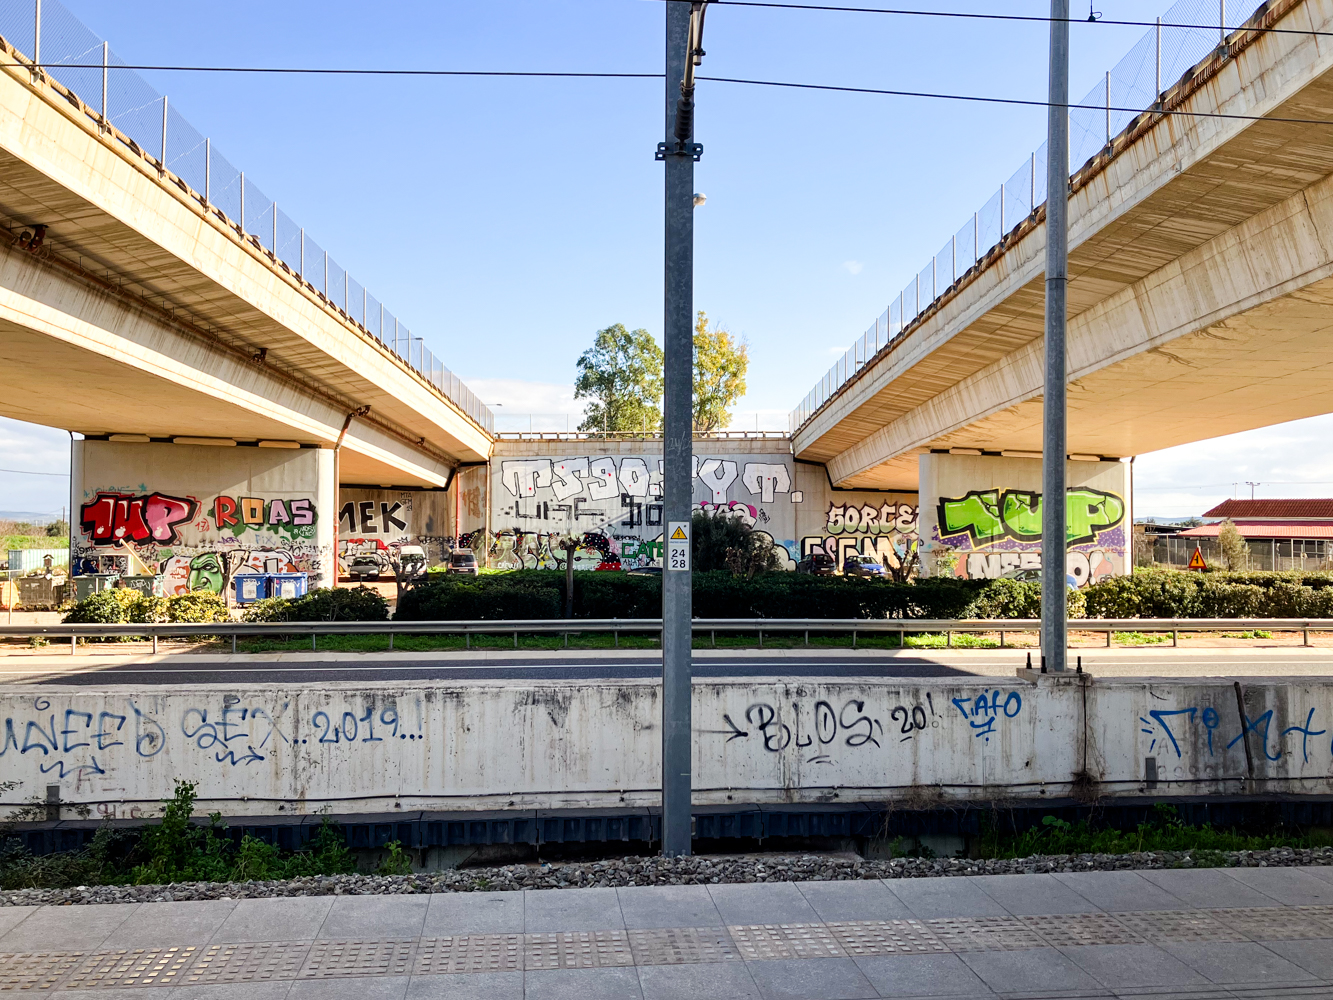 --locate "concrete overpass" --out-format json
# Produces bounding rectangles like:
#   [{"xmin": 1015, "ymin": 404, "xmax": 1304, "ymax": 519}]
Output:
[
  {"xmin": 0, "ymin": 28, "xmax": 492, "ymax": 488},
  {"xmin": 793, "ymin": 0, "xmax": 1333, "ymax": 493}
]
